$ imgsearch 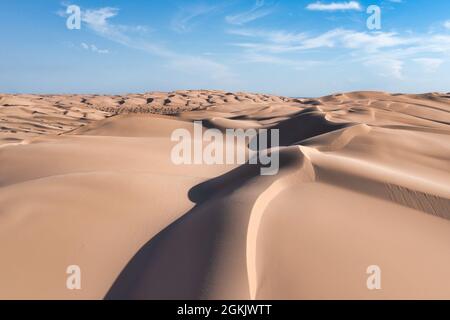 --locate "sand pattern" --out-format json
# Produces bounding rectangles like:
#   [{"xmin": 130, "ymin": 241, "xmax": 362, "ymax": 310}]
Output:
[{"xmin": 0, "ymin": 90, "xmax": 449, "ymax": 299}]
